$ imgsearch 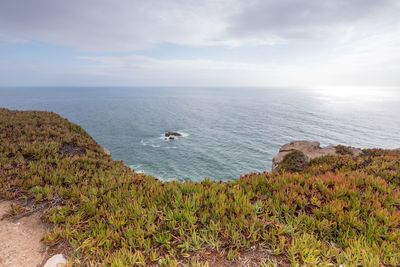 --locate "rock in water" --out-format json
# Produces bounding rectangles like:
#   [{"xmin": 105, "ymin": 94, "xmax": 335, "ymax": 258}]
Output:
[
  {"xmin": 44, "ymin": 254, "xmax": 67, "ymax": 267},
  {"xmin": 165, "ymin": 131, "xmax": 182, "ymax": 137},
  {"xmin": 272, "ymin": 140, "xmax": 362, "ymax": 171}
]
